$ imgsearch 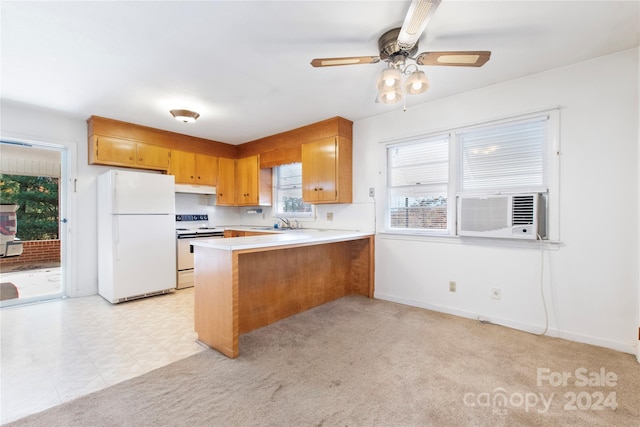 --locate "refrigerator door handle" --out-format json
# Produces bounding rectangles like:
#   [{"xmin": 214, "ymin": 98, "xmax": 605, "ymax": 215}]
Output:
[{"xmin": 113, "ymin": 216, "xmax": 120, "ymax": 261}]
